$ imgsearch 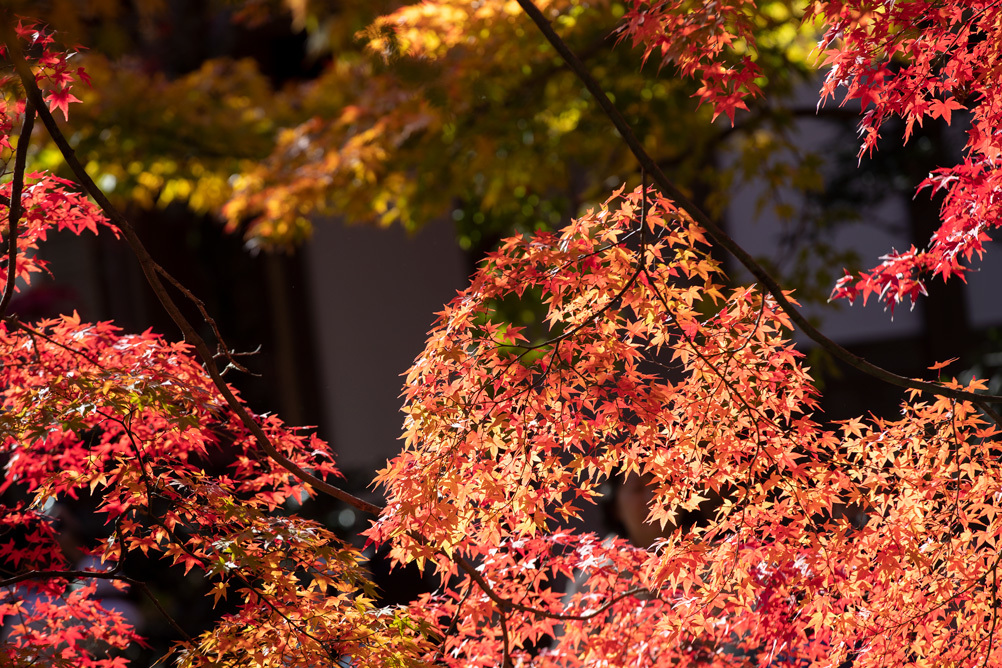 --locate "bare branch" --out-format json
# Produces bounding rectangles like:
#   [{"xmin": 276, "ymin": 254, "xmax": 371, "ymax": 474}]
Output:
[
  {"xmin": 132, "ymin": 579, "xmax": 194, "ymax": 643},
  {"xmin": 155, "ymin": 264, "xmax": 251, "ymax": 375}
]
